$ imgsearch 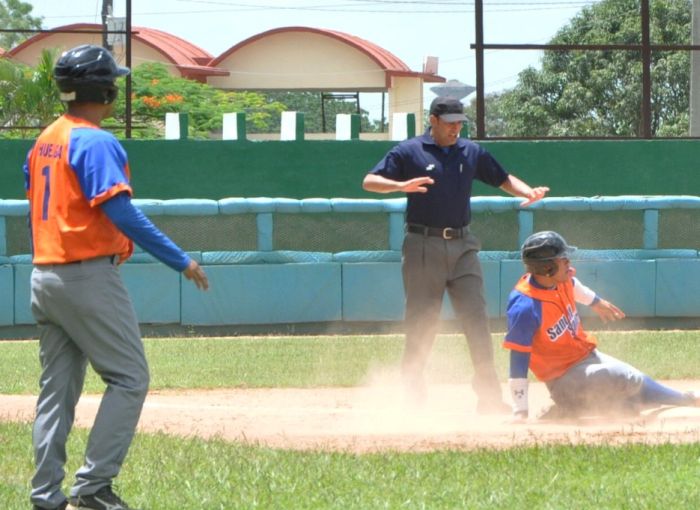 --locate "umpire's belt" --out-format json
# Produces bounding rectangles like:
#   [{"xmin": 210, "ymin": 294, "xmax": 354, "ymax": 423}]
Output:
[{"xmin": 406, "ymin": 224, "xmax": 467, "ymax": 240}]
